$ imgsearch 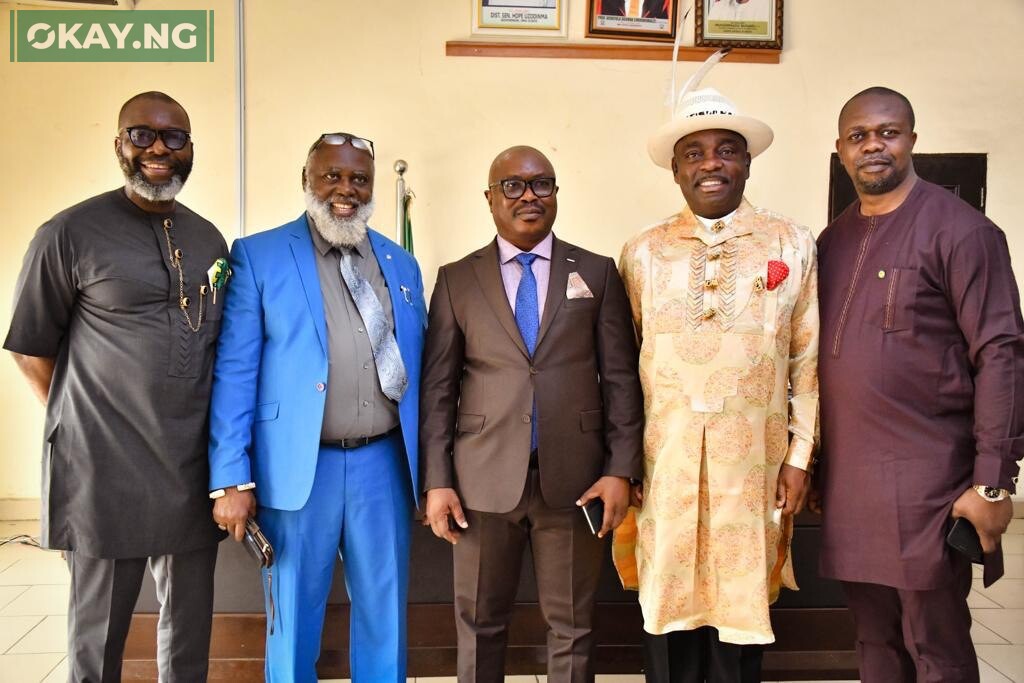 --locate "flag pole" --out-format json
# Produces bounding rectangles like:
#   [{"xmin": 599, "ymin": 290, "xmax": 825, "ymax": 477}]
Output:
[{"xmin": 394, "ymin": 159, "xmax": 407, "ymax": 245}]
